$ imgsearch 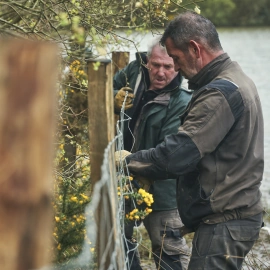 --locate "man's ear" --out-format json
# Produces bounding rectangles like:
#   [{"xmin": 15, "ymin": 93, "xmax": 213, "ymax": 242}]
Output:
[{"xmin": 189, "ymin": 40, "xmax": 201, "ymax": 58}]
